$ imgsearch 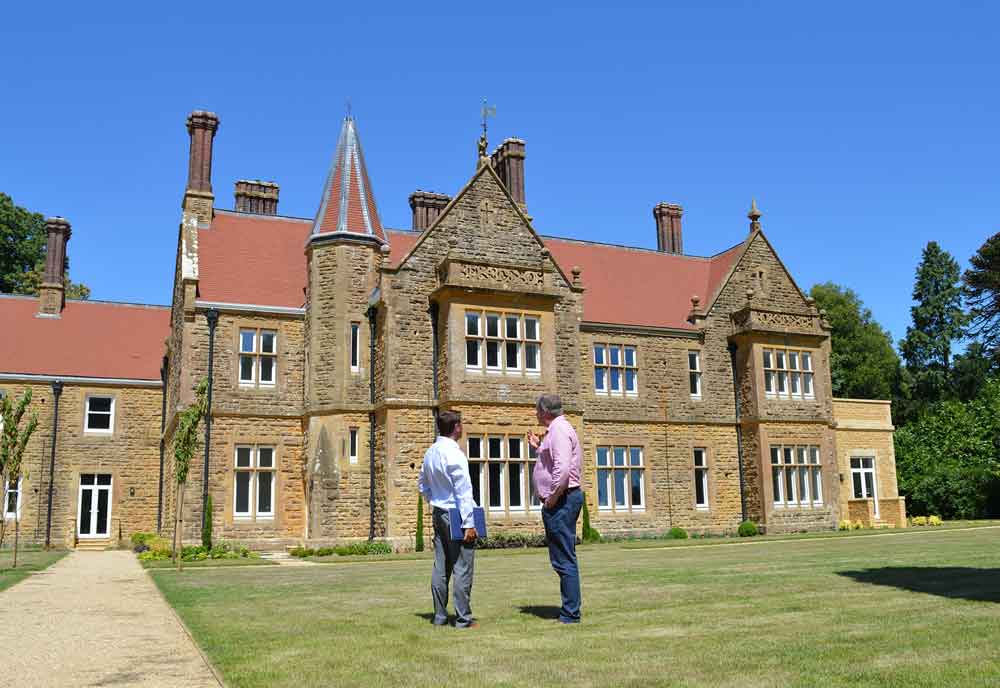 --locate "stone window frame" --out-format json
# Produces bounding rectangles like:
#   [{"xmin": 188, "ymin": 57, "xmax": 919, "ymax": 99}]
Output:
[
  {"xmin": 83, "ymin": 393, "xmax": 116, "ymax": 436},
  {"xmin": 233, "ymin": 444, "xmax": 277, "ymax": 521},
  {"xmin": 350, "ymin": 322, "xmax": 361, "ymax": 373},
  {"xmin": 693, "ymin": 447, "xmax": 710, "ymax": 511},
  {"xmin": 688, "ymin": 350, "xmax": 703, "ymax": 400},
  {"xmin": 465, "ymin": 433, "xmax": 541, "ymax": 516},
  {"xmin": 238, "ymin": 327, "xmax": 278, "ymax": 389},
  {"xmin": 348, "ymin": 427, "xmax": 359, "ymax": 465},
  {"xmin": 593, "ymin": 343, "xmax": 639, "ymax": 397},
  {"xmin": 3, "ymin": 476, "xmax": 21, "ymax": 520},
  {"xmin": 770, "ymin": 445, "xmax": 823, "ymax": 509},
  {"xmin": 464, "ymin": 309, "xmax": 542, "ymax": 377},
  {"xmin": 763, "ymin": 347, "xmax": 815, "ymax": 401},
  {"xmin": 595, "ymin": 445, "xmax": 646, "ymax": 513}
]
